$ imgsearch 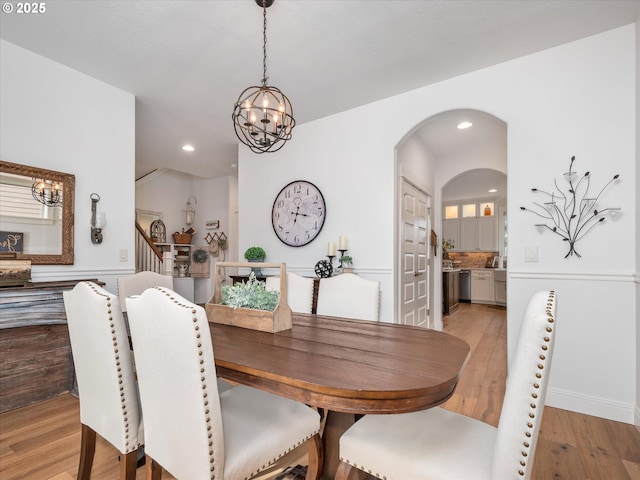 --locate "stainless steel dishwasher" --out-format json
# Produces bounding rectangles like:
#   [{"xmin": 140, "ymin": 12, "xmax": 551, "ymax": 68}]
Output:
[{"xmin": 459, "ymin": 269, "xmax": 471, "ymax": 302}]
